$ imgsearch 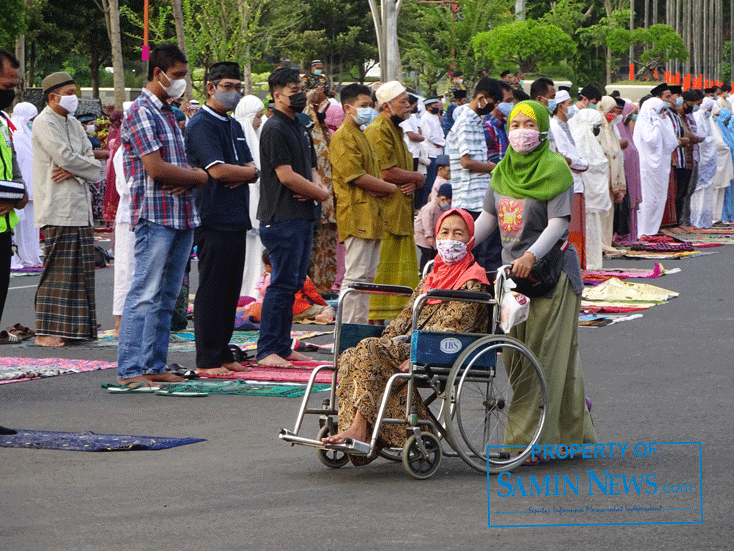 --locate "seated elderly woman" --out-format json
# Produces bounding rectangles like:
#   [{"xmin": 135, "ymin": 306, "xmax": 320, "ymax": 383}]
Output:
[{"xmin": 322, "ymin": 209, "xmax": 490, "ymax": 463}]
